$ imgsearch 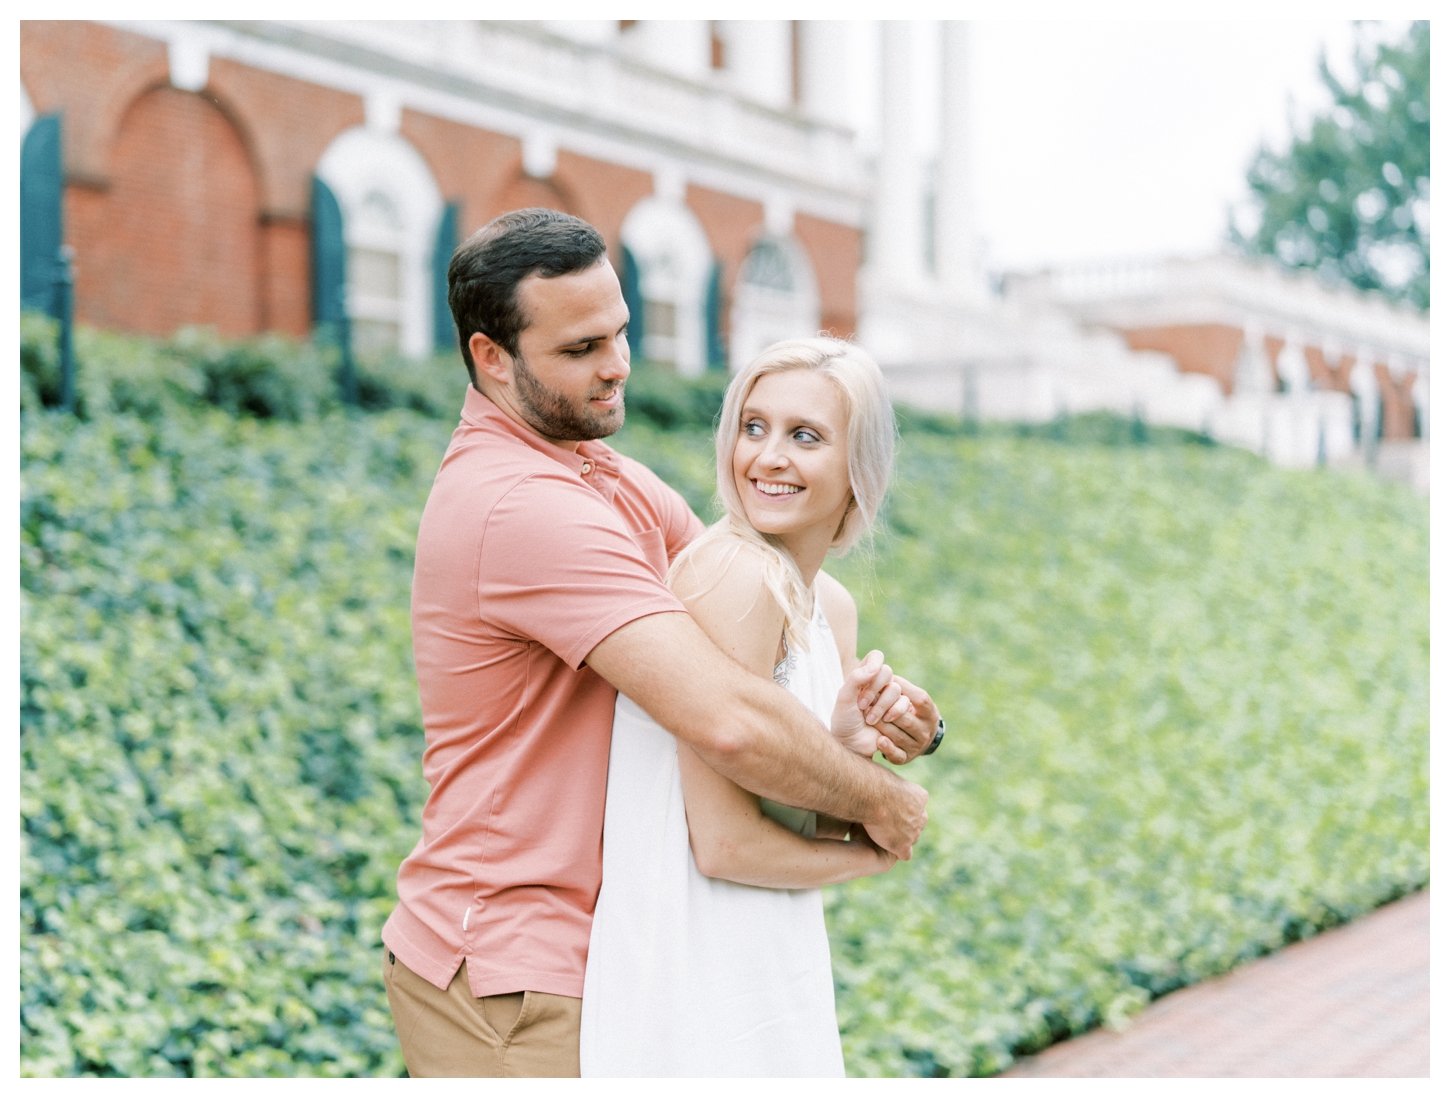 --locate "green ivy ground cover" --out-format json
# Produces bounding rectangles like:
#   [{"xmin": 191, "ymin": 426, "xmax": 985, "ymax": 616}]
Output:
[{"xmin": 21, "ymin": 399, "xmax": 1427, "ymax": 1076}]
